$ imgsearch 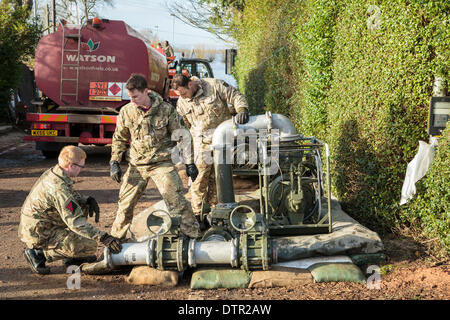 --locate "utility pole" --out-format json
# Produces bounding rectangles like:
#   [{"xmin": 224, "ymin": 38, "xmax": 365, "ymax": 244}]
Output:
[
  {"xmin": 33, "ymin": 0, "xmax": 37, "ymax": 19},
  {"xmin": 52, "ymin": 0, "xmax": 56, "ymax": 32},
  {"xmin": 170, "ymin": 14, "xmax": 175, "ymax": 44},
  {"xmin": 46, "ymin": 4, "xmax": 50, "ymax": 34},
  {"xmin": 83, "ymin": 0, "xmax": 89, "ymax": 24}
]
